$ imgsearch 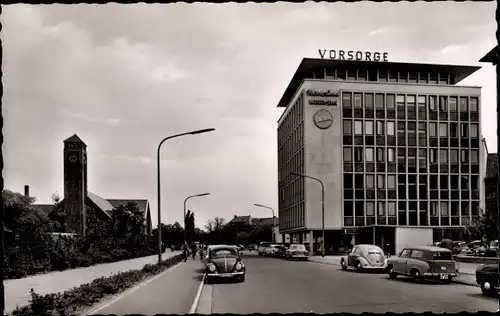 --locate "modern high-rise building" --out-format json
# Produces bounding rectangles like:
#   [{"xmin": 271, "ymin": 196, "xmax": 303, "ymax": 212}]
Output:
[{"xmin": 276, "ymin": 57, "xmax": 486, "ymax": 254}]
